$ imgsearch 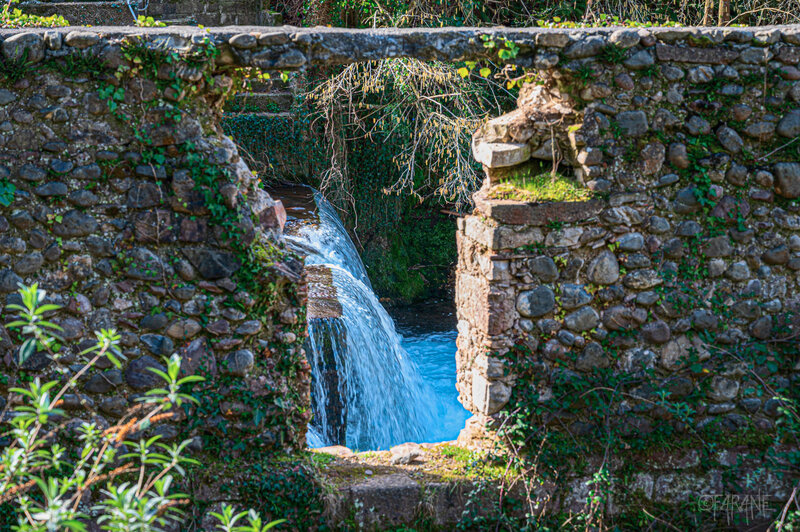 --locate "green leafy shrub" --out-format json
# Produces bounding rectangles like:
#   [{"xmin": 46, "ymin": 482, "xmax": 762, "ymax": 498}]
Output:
[{"xmin": 0, "ymin": 285, "xmax": 282, "ymax": 531}]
